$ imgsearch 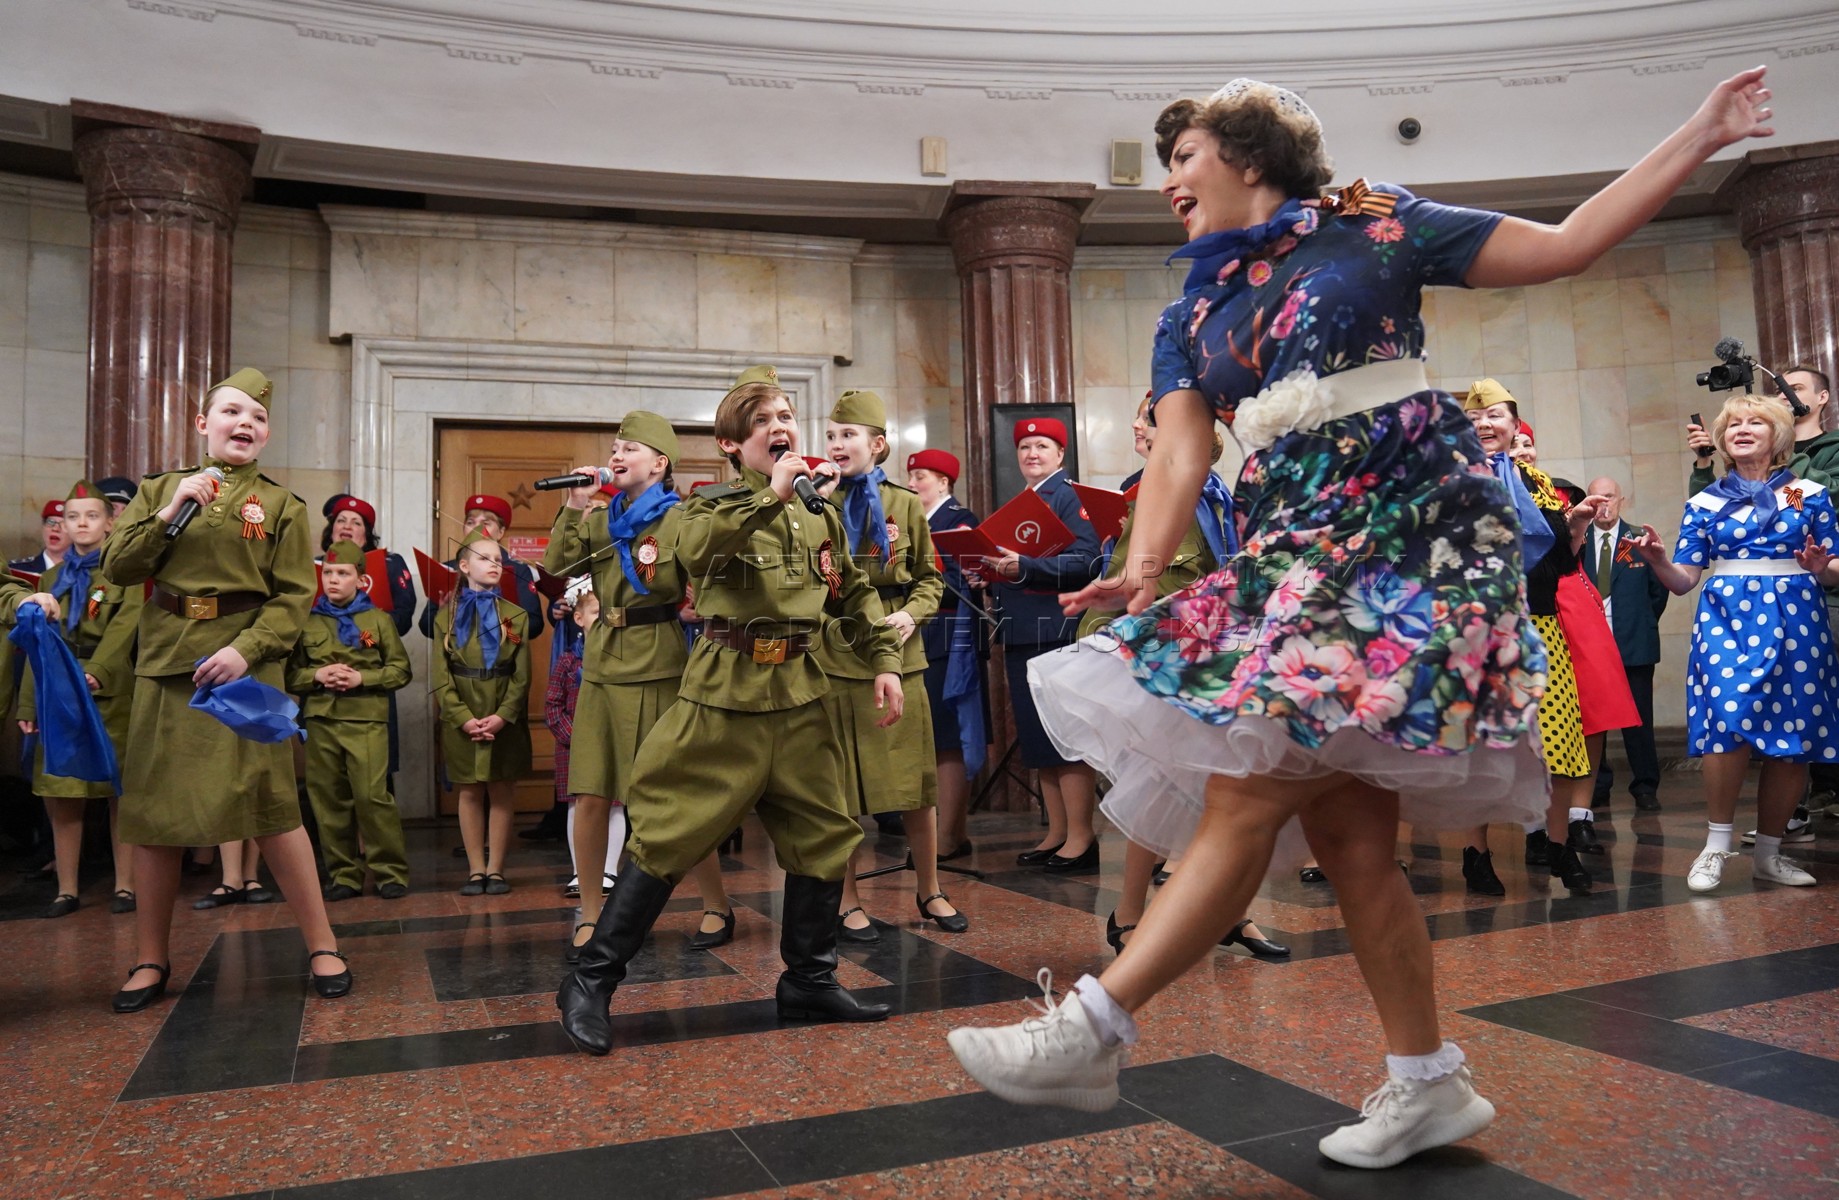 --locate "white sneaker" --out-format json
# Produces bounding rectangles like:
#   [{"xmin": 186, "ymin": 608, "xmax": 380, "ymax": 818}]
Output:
[
  {"xmin": 1753, "ymin": 854, "xmax": 1817, "ymax": 886},
  {"xmin": 1688, "ymin": 849, "xmax": 1738, "ymax": 892},
  {"xmin": 946, "ymin": 969, "xmax": 1122, "ymax": 1113},
  {"xmin": 1317, "ymin": 1066, "xmax": 1496, "ymax": 1170}
]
